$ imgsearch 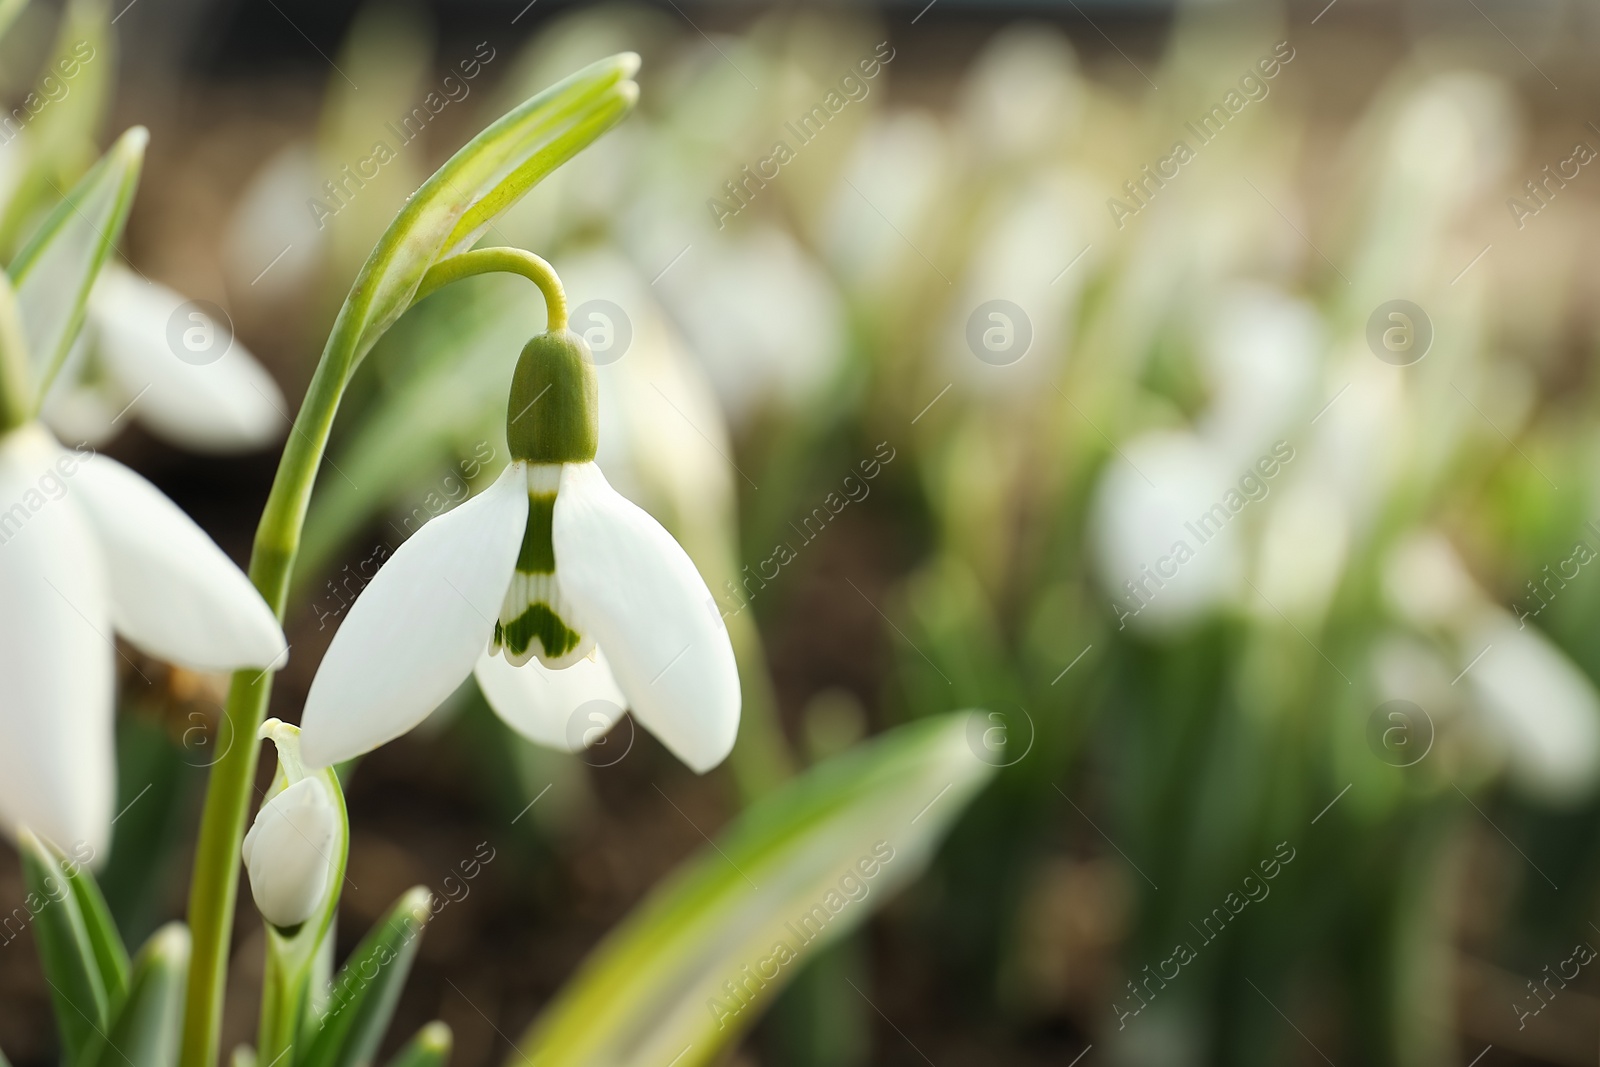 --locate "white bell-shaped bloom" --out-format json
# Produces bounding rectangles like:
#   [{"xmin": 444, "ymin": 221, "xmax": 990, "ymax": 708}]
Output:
[
  {"xmin": 42, "ymin": 265, "xmax": 286, "ymax": 454},
  {"xmin": 1088, "ymin": 431, "xmax": 1243, "ymax": 633},
  {"xmin": 241, "ymin": 776, "xmax": 338, "ymax": 928},
  {"xmin": 654, "ymin": 225, "xmax": 845, "ymax": 423},
  {"xmin": 1466, "ymin": 613, "xmax": 1600, "ymax": 805},
  {"xmin": 0, "ymin": 423, "xmax": 288, "ymax": 855},
  {"xmin": 1197, "ymin": 285, "xmax": 1320, "ymax": 465},
  {"xmin": 300, "ymin": 459, "xmax": 741, "ymax": 773}
]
